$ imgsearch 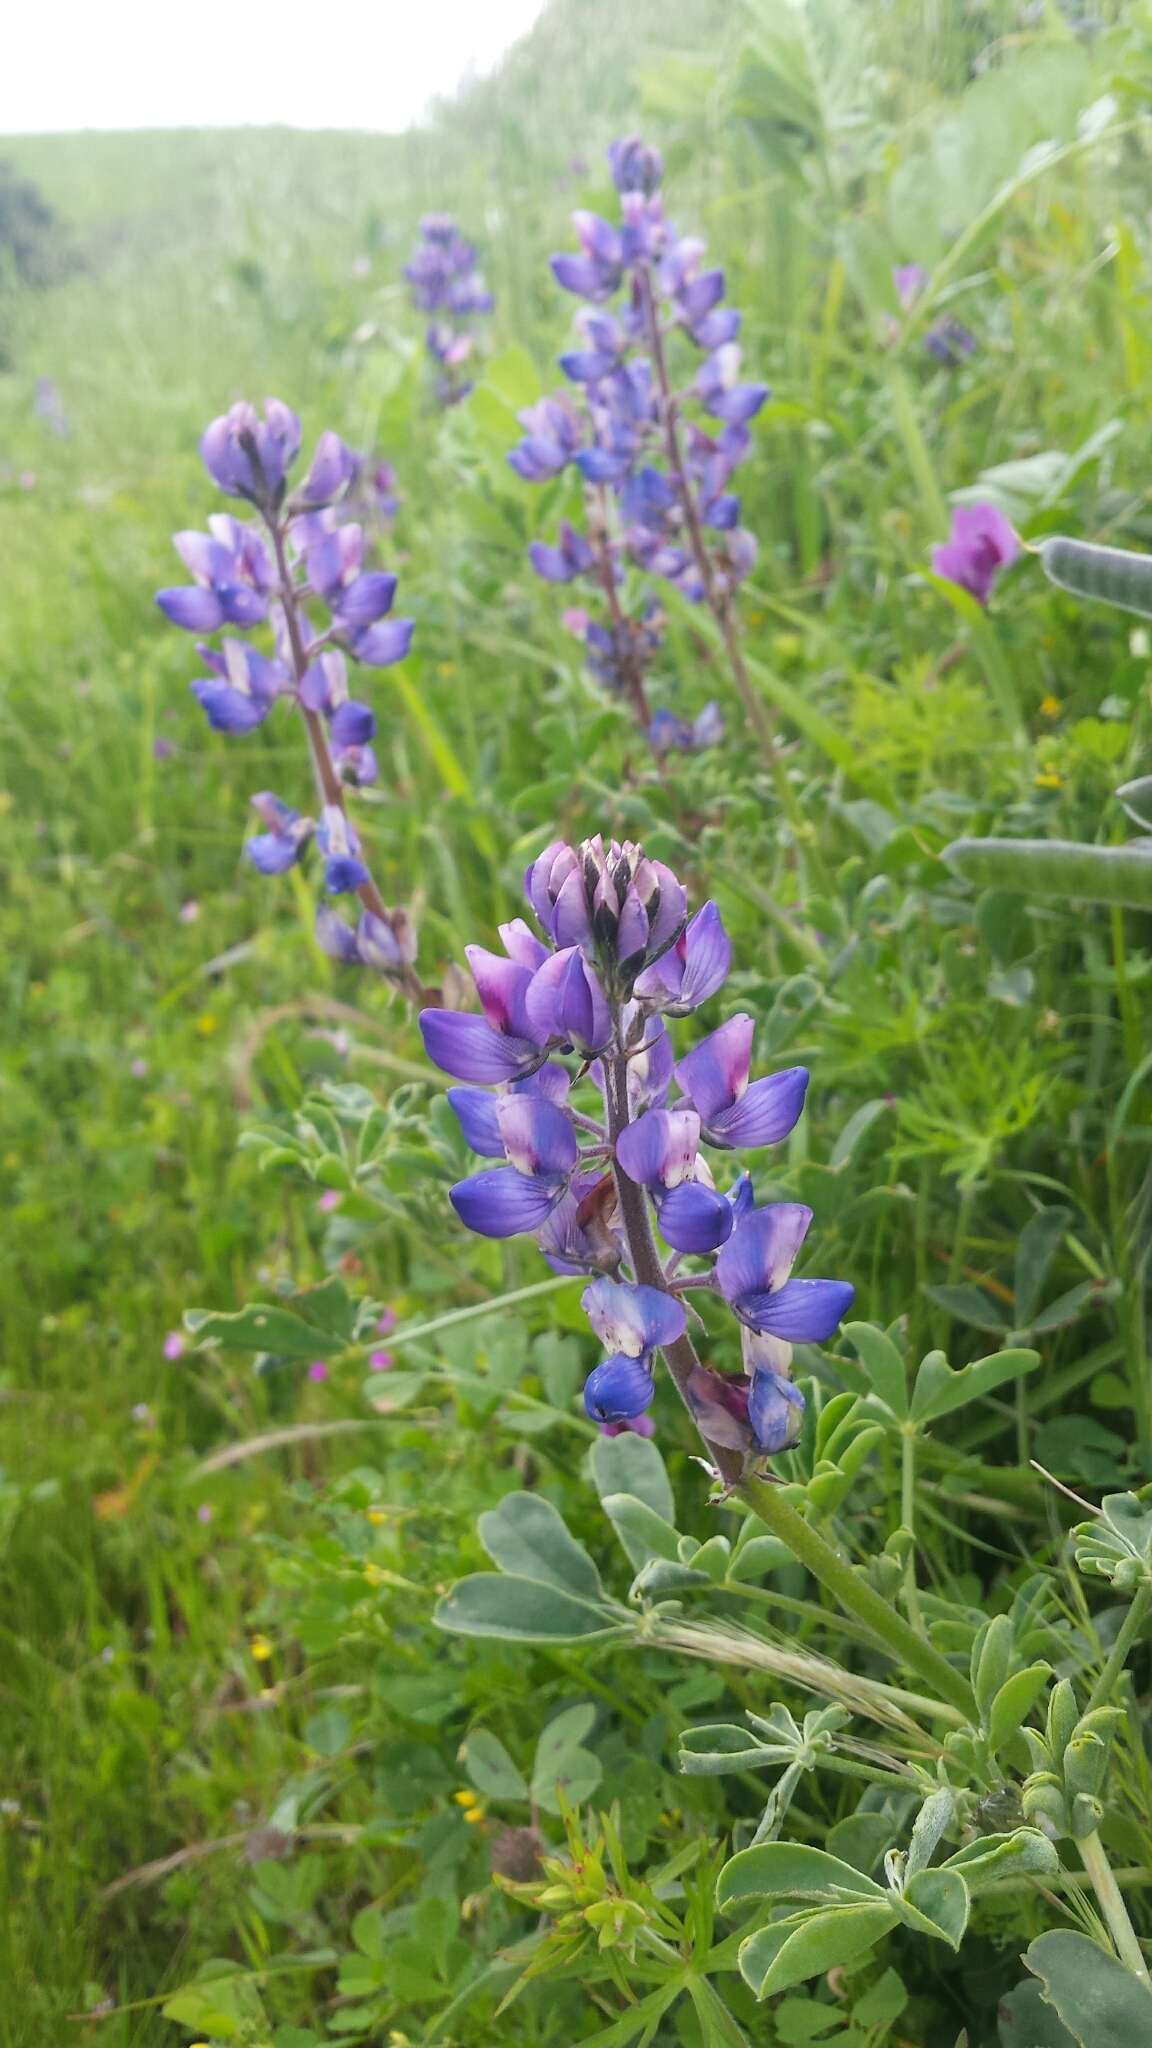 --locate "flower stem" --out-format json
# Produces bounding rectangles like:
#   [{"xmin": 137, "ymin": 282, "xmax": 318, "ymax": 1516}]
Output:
[
  {"xmin": 900, "ymin": 1427, "xmax": 924, "ymax": 1633},
  {"xmin": 1079, "ymin": 1827, "xmax": 1151, "ymax": 1983},
  {"xmin": 1086, "ymin": 1583, "xmax": 1152, "ymax": 1717},
  {"xmin": 591, "ymin": 485, "xmax": 655, "ymax": 733}
]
